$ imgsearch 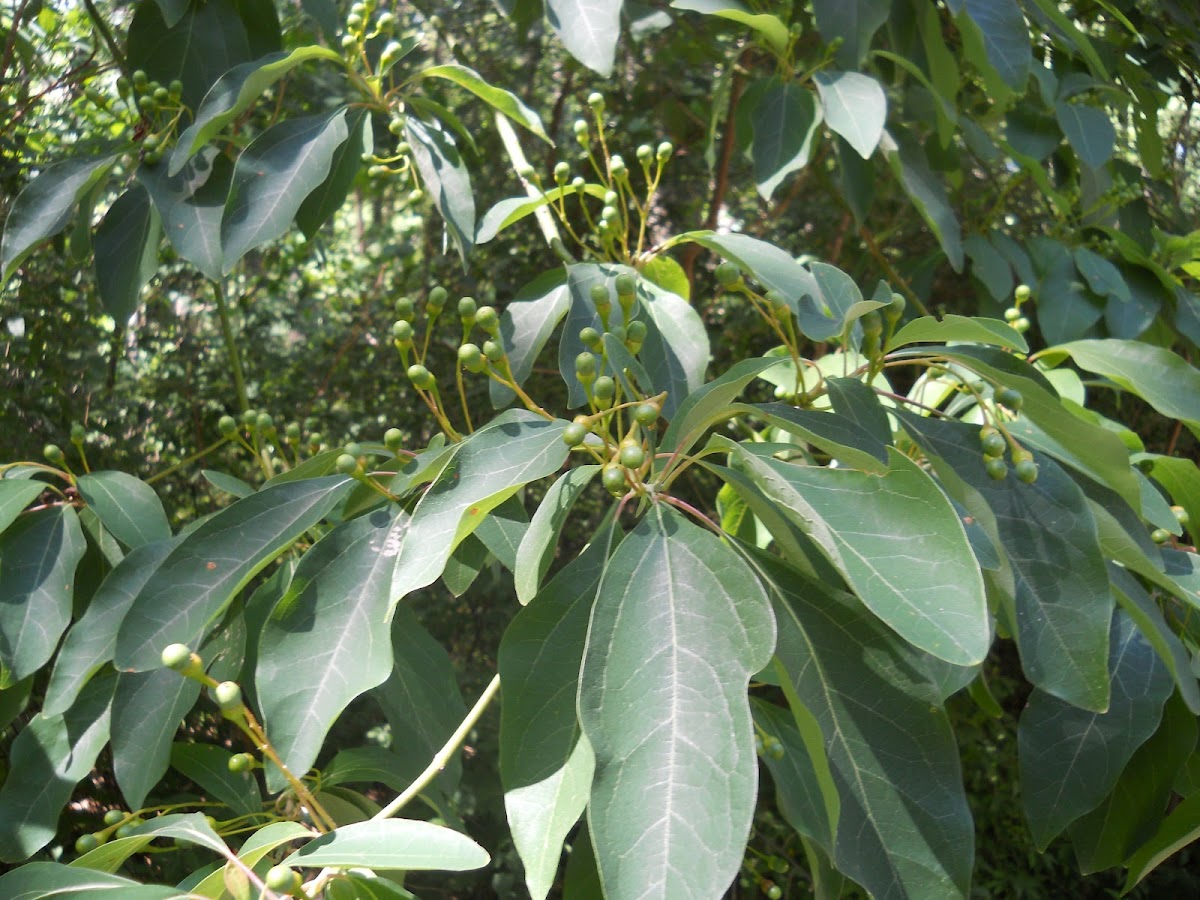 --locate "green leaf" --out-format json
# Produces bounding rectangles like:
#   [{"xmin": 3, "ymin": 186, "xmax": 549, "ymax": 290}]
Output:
[
  {"xmin": 1020, "ymin": 611, "xmax": 1173, "ymax": 849},
  {"xmin": 474, "ymin": 494, "xmax": 529, "ymax": 571},
  {"xmin": 91, "ymin": 185, "xmax": 161, "ymax": 322},
  {"xmin": 638, "ymin": 279, "xmax": 711, "ymax": 418},
  {"xmin": 0, "ymin": 506, "xmax": 86, "ymax": 682},
  {"xmin": 69, "ymin": 834, "xmax": 156, "ymax": 874},
  {"xmin": 323, "ymin": 746, "xmax": 423, "ymax": 792},
  {"xmin": 221, "ymin": 109, "xmax": 350, "ymax": 271},
  {"xmin": 171, "ymin": 47, "xmax": 344, "ymax": 173},
  {"xmin": 813, "ymin": 71, "xmax": 887, "ymax": 159},
  {"xmin": 0, "ymin": 673, "xmax": 115, "ymax": 863},
  {"xmin": 731, "ymin": 443, "xmax": 989, "ymax": 665},
  {"xmin": 44, "ymin": 539, "xmax": 179, "ymax": 716},
  {"xmin": 501, "ymin": 532, "xmax": 612, "ymax": 900},
  {"xmin": 751, "ymin": 699, "xmax": 836, "ymax": 850},
  {"xmin": 283, "ymin": 819, "xmax": 490, "ymax": 870},
  {"xmin": 114, "ymin": 477, "xmax": 352, "ymax": 672},
  {"xmin": 1110, "ymin": 567, "xmax": 1200, "ymax": 714},
  {"xmin": 1073, "ymin": 247, "xmax": 1131, "ymax": 303},
  {"xmin": 257, "ymin": 509, "xmax": 407, "ymax": 788},
  {"xmin": 1123, "ymin": 791, "xmax": 1200, "ymax": 892},
  {"xmin": 296, "ymin": 108, "xmax": 373, "ymax": 240},
  {"xmin": 886, "ymin": 129, "xmax": 964, "ymax": 271},
  {"xmin": 756, "ymin": 550, "xmax": 973, "ymax": 899},
  {"xmin": 1056, "ymin": 101, "xmax": 1115, "ymax": 169},
  {"xmin": 0, "ymin": 677, "xmax": 32, "ymax": 733},
  {"xmin": 751, "ymin": 80, "xmax": 822, "ymax": 201},
  {"xmin": 745, "ymin": 403, "xmax": 890, "ymax": 472},
  {"xmin": 169, "ymin": 743, "xmax": 262, "ymax": 817},
  {"xmin": 201, "ymin": 469, "xmax": 256, "ymax": 499},
  {"xmin": 660, "ymin": 356, "xmax": 781, "ymax": 458},
  {"xmin": 327, "ymin": 874, "xmax": 418, "ymax": 900},
  {"xmin": 1024, "ymin": 0, "xmax": 1108, "ymax": 79},
  {"xmin": 545, "ymin": 0, "xmax": 622, "ymax": 76},
  {"xmin": 76, "ymin": 471, "xmax": 170, "ymax": 550},
  {"xmin": 1068, "ymin": 692, "xmax": 1197, "ymax": 873},
  {"xmin": 1, "ymin": 155, "xmax": 117, "ymax": 283},
  {"xmin": 514, "ymin": 465, "xmax": 600, "ymax": 604},
  {"xmin": 964, "ymin": 234, "xmax": 1015, "ymax": 302},
  {"xmin": 578, "ymin": 506, "xmax": 775, "ymax": 899},
  {"xmin": 390, "ymin": 412, "xmax": 568, "ymax": 608},
  {"xmin": 477, "ymin": 184, "xmax": 606, "ymax": 244},
  {"xmin": 674, "ymin": 230, "xmax": 822, "ymax": 311},
  {"xmin": 962, "ymin": 0, "xmax": 1030, "ymax": 91},
  {"xmin": 492, "ymin": 269, "xmax": 572, "ymax": 407},
  {"xmin": 887, "ymin": 314, "xmax": 1028, "ymax": 353},
  {"xmin": 404, "ymin": 115, "xmax": 475, "ymax": 264},
  {"xmin": 1050, "ymin": 339, "xmax": 1200, "ymax": 438},
  {"xmin": 138, "ymin": 148, "xmax": 232, "ymax": 281},
  {"xmin": 898, "ymin": 412, "xmax": 1113, "ymax": 710},
  {"xmin": 189, "ymin": 820, "xmax": 312, "ymax": 898},
  {"xmin": 812, "ymin": 0, "xmax": 890, "ymax": 67},
  {"xmin": 420, "ymin": 64, "xmax": 549, "ymax": 142},
  {"xmin": 125, "ymin": 812, "xmax": 230, "ymax": 855},
  {"xmin": 443, "ymin": 534, "xmax": 489, "ymax": 596},
  {"xmin": 0, "ymin": 480, "xmax": 44, "ymax": 537},
  {"xmin": 112, "ymin": 670, "xmax": 201, "ymax": 809},
  {"xmin": 670, "ymin": 0, "xmax": 789, "ymax": 54},
  {"xmin": 0, "ymin": 862, "xmax": 187, "ymax": 899}
]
